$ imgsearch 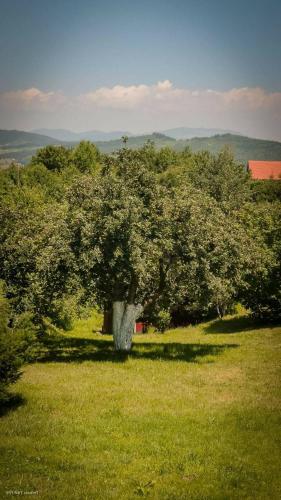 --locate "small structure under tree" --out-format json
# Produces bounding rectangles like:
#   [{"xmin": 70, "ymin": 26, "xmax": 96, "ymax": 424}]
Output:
[{"xmin": 102, "ymin": 310, "xmax": 147, "ymax": 335}]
